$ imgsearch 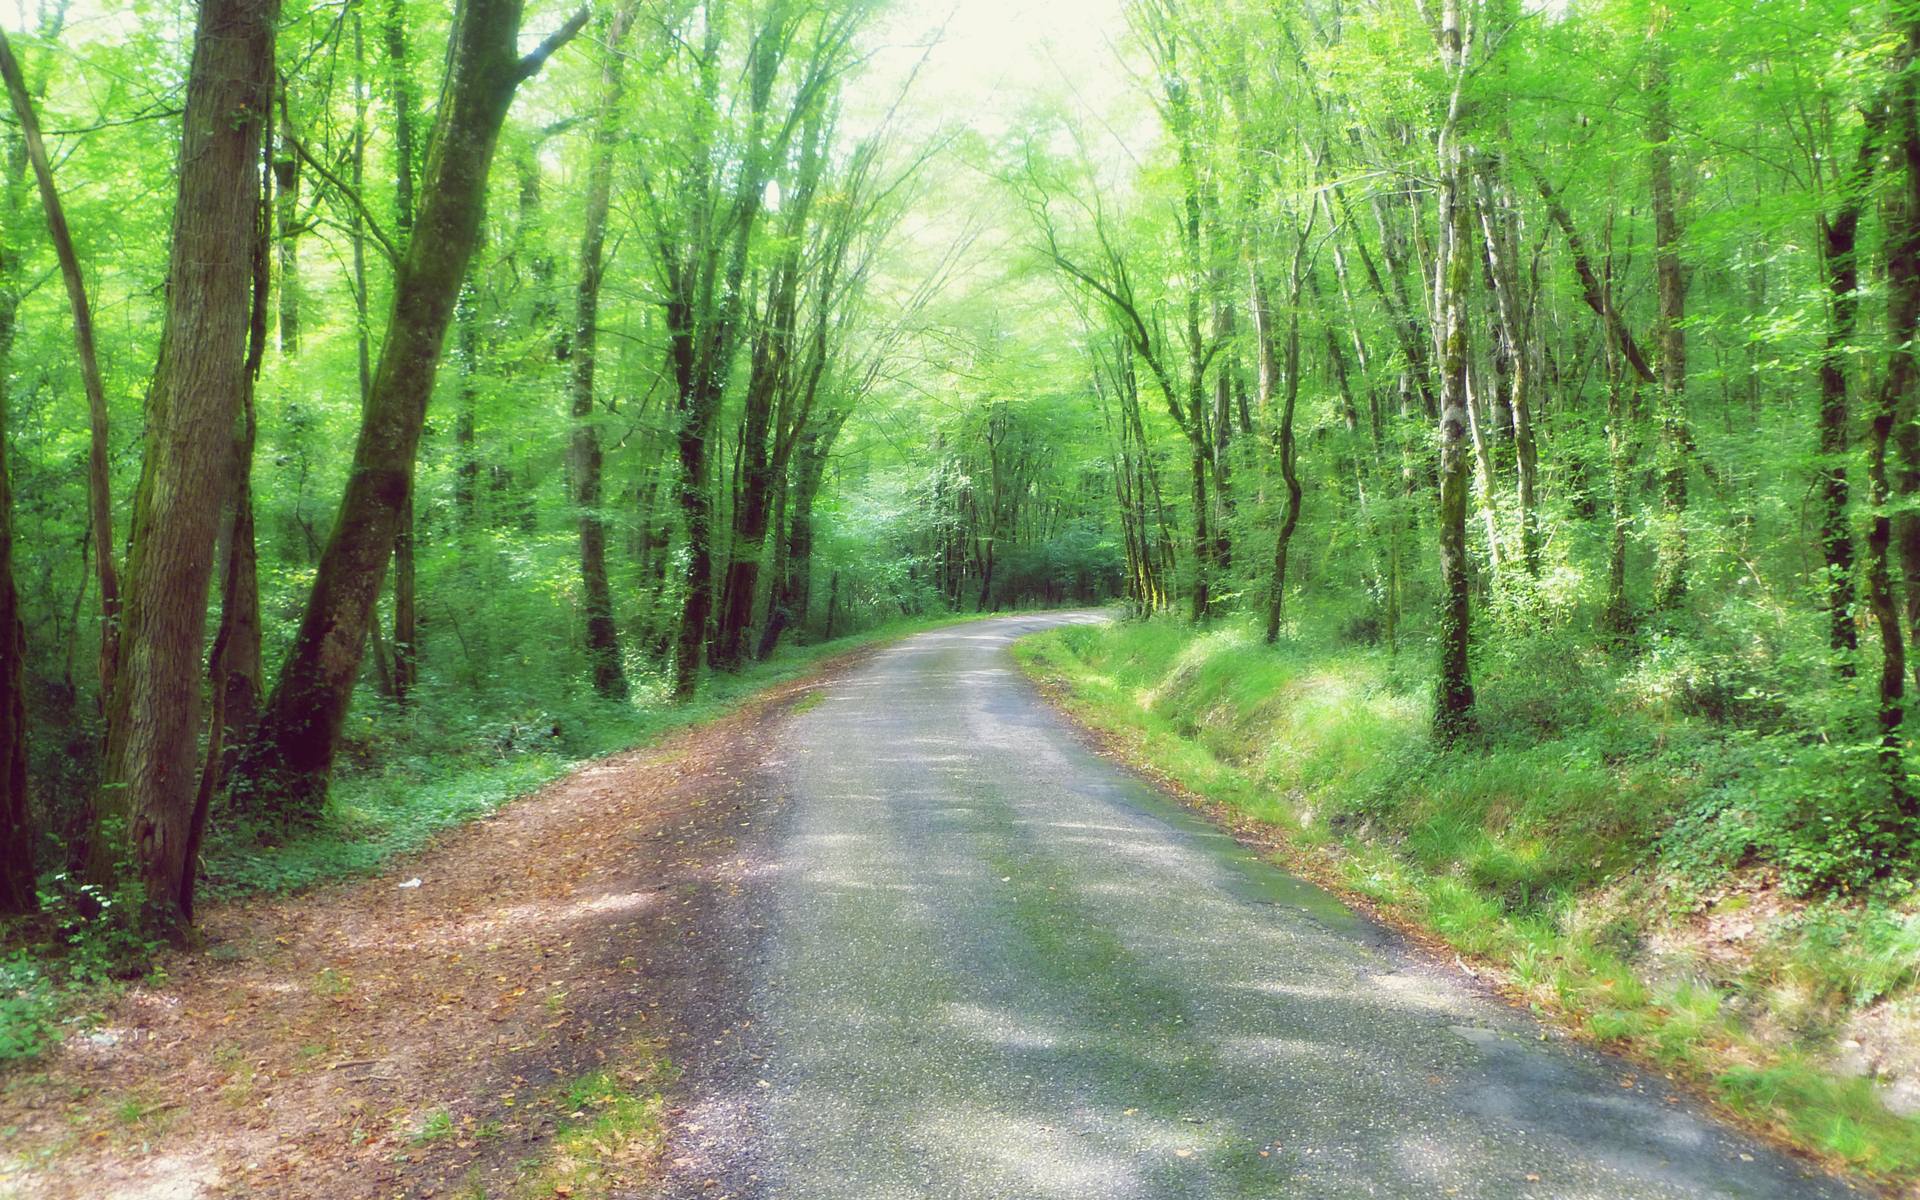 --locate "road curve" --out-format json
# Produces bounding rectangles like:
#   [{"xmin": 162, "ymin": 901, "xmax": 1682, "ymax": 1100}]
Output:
[{"xmin": 676, "ymin": 613, "xmax": 1852, "ymax": 1200}]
